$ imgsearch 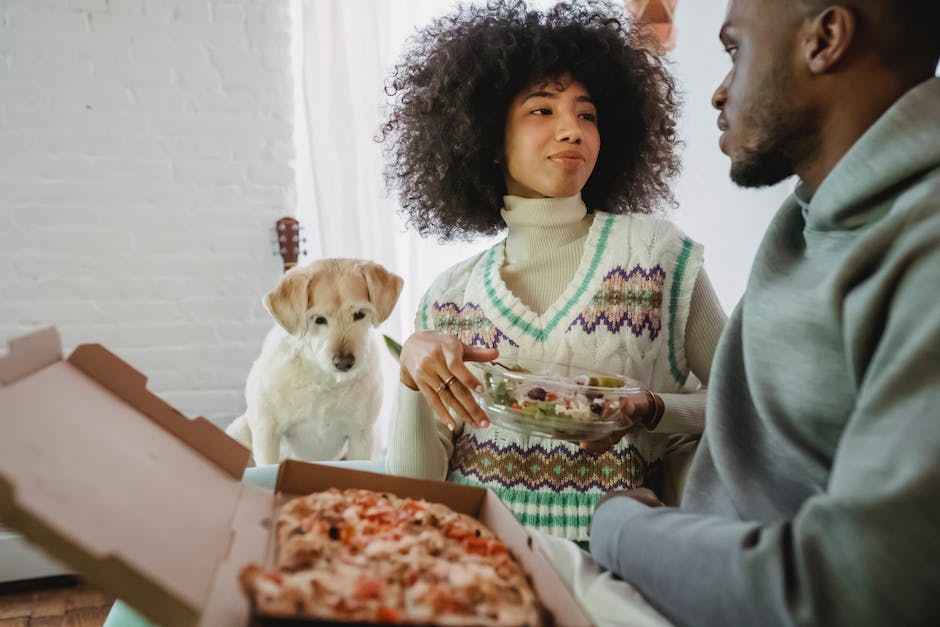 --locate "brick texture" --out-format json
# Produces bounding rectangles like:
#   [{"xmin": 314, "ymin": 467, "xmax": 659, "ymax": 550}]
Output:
[{"xmin": 0, "ymin": 0, "xmax": 294, "ymax": 427}]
